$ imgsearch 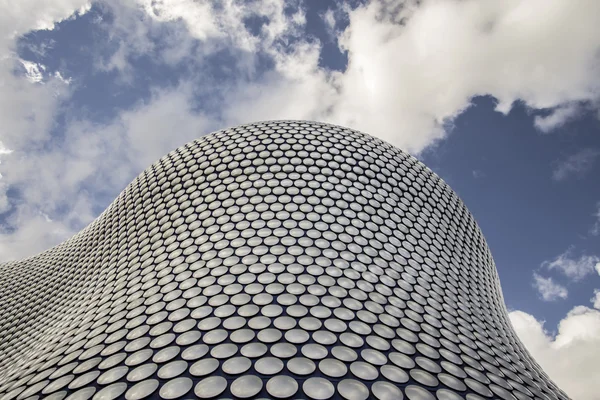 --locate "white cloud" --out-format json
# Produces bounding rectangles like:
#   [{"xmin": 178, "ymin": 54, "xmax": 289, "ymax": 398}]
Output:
[
  {"xmin": 96, "ymin": 0, "xmax": 600, "ymax": 155},
  {"xmin": 591, "ymin": 290, "xmax": 600, "ymax": 310},
  {"xmin": 19, "ymin": 60, "xmax": 46, "ymax": 83},
  {"xmin": 542, "ymin": 249, "xmax": 600, "ymax": 281},
  {"xmin": 0, "ymin": 181, "xmax": 10, "ymax": 214},
  {"xmin": 119, "ymin": 86, "xmax": 217, "ymax": 171},
  {"xmin": 3, "ymin": 0, "xmax": 600, "ymax": 261},
  {"xmin": 0, "ymin": 0, "xmax": 91, "ymax": 148},
  {"xmin": 121, "ymin": 0, "xmax": 600, "ymax": 154},
  {"xmin": 0, "ymin": 207, "xmax": 75, "ymax": 262},
  {"xmin": 136, "ymin": 0, "xmax": 221, "ymax": 42},
  {"xmin": 0, "ymin": 42, "xmax": 76, "ymax": 154},
  {"xmin": 532, "ymin": 273, "xmax": 568, "ymax": 301},
  {"xmin": 534, "ymin": 104, "xmax": 580, "ymax": 133},
  {"xmin": 322, "ymin": 9, "xmax": 336, "ymax": 32},
  {"xmin": 0, "ymin": 126, "xmax": 125, "ymax": 260},
  {"xmin": 53, "ymin": 71, "xmax": 72, "ymax": 85},
  {"xmin": 0, "ymin": 0, "xmax": 90, "ymax": 48},
  {"xmin": 1, "ymin": 9, "xmax": 600, "ymax": 400},
  {"xmin": 320, "ymin": 4, "xmax": 348, "ymax": 43},
  {"xmin": 591, "ymin": 202, "xmax": 600, "ymax": 236},
  {"xmin": 552, "ymin": 148, "xmax": 600, "ymax": 181},
  {"xmin": 0, "ymin": 0, "xmax": 91, "ymax": 253},
  {"xmin": 221, "ymin": 41, "xmax": 338, "ymax": 127},
  {"xmin": 0, "ymin": 83, "xmax": 216, "ymax": 261},
  {"xmin": 131, "ymin": 0, "xmax": 306, "ymax": 54},
  {"xmin": 510, "ymin": 306, "xmax": 600, "ymax": 400},
  {"xmin": 325, "ymin": 0, "xmax": 600, "ymax": 150}
]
